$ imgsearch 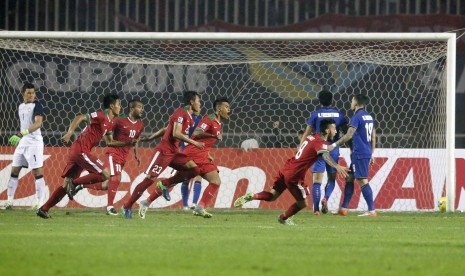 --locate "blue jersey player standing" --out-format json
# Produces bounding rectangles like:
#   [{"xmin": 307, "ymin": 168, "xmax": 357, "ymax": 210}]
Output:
[
  {"xmin": 329, "ymin": 94, "xmax": 377, "ymax": 217},
  {"xmin": 301, "ymin": 90, "xmax": 347, "ymax": 215},
  {"xmin": 180, "ymin": 112, "xmax": 202, "ymax": 210}
]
